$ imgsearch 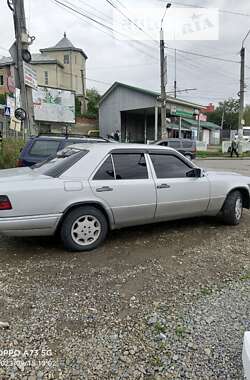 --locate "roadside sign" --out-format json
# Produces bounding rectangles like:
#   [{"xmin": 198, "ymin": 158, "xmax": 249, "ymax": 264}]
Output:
[
  {"xmin": 23, "ymin": 62, "xmax": 37, "ymax": 89},
  {"xmin": 6, "ymin": 96, "xmax": 15, "ymax": 117},
  {"xmin": 4, "ymin": 106, "xmax": 11, "ymax": 117}
]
